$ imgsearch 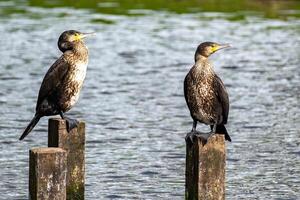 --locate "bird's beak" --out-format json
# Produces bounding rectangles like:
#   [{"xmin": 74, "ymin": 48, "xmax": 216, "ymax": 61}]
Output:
[
  {"xmin": 75, "ymin": 32, "xmax": 96, "ymax": 40},
  {"xmin": 80, "ymin": 32, "xmax": 96, "ymax": 39},
  {"xmin": 216, "ymin": 44, "xmax": 231, "ymax": 51},
  {"xmin": 211, "ymin": 44, "xmax": 230, "ymax": 53}
]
